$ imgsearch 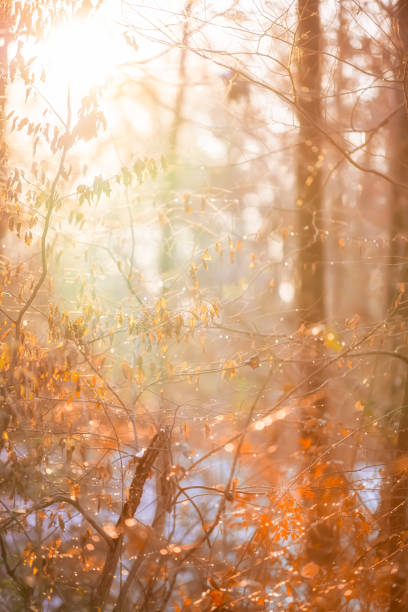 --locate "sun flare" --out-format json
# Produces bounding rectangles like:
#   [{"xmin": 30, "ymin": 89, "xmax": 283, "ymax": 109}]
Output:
[{"xmin": 35, "ymin": 14, "xmax": 127, "ymax": 110}]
